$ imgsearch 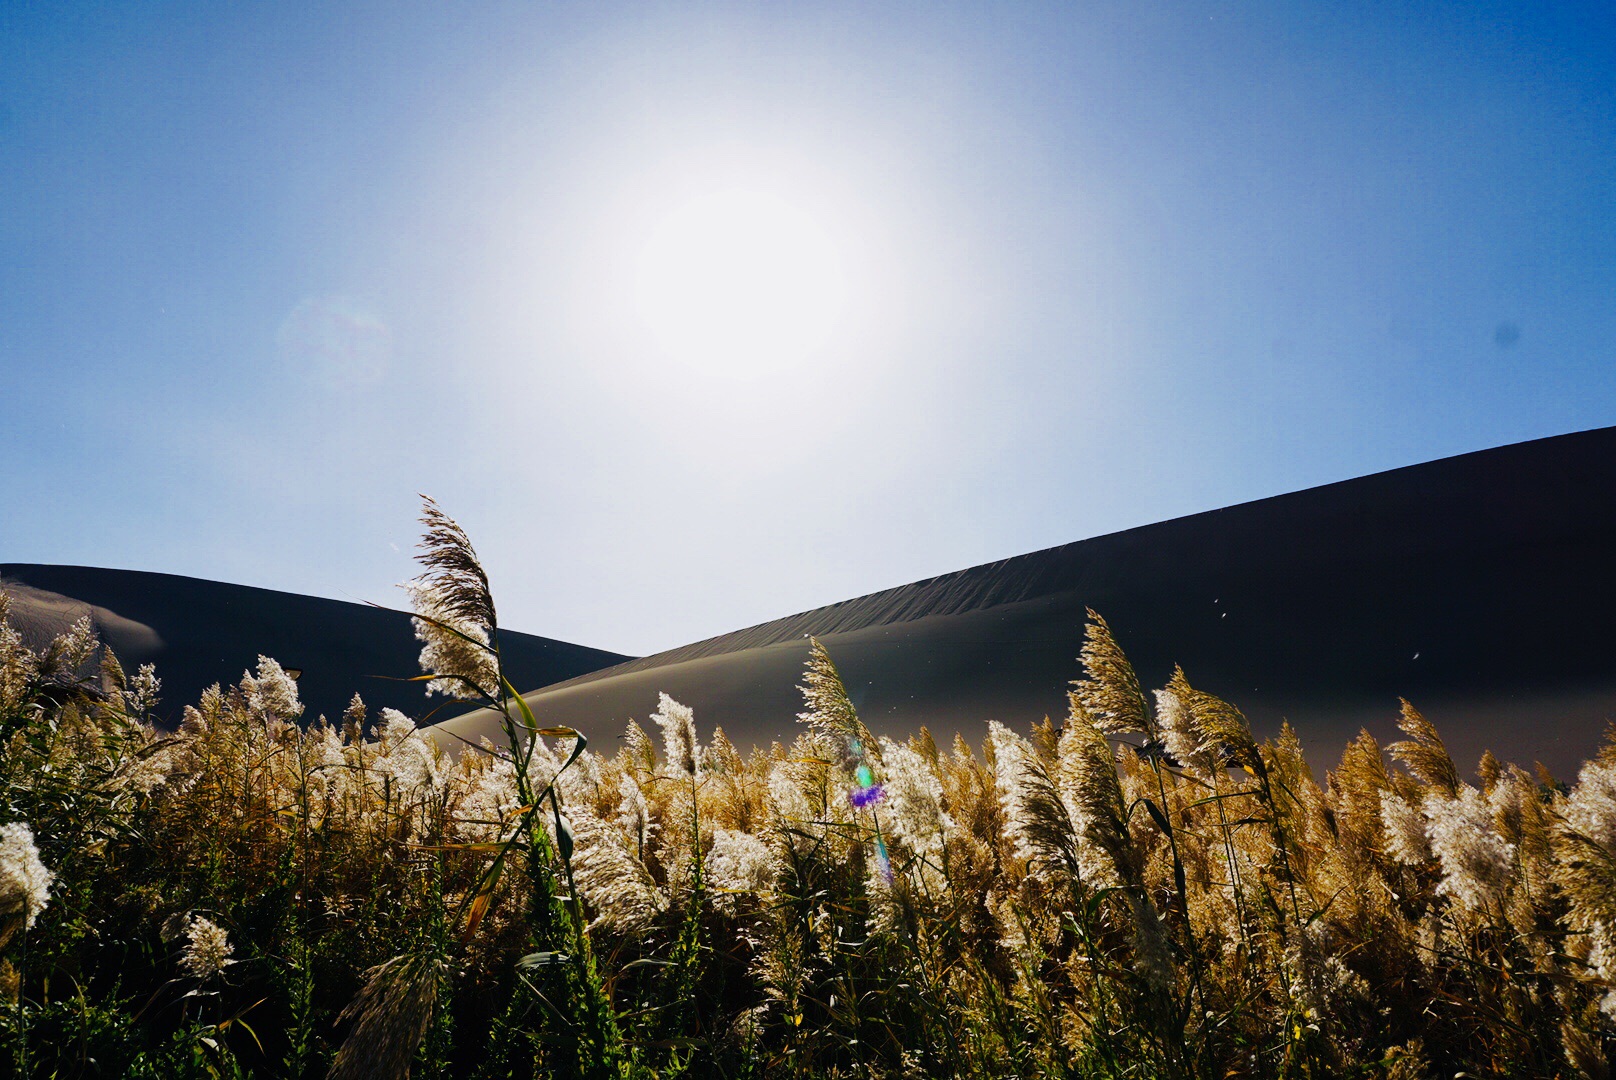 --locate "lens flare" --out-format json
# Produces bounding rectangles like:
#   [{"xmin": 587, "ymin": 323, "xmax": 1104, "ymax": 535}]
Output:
[{"xmin": 276, "ymin": 295, "xmax": 390, "ymax": 389}]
